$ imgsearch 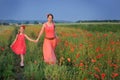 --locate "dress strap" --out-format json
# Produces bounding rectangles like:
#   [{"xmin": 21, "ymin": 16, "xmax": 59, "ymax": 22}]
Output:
[{"xmin": 45, "ymin": 22, "xmax": 55, "ymax": 27}]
